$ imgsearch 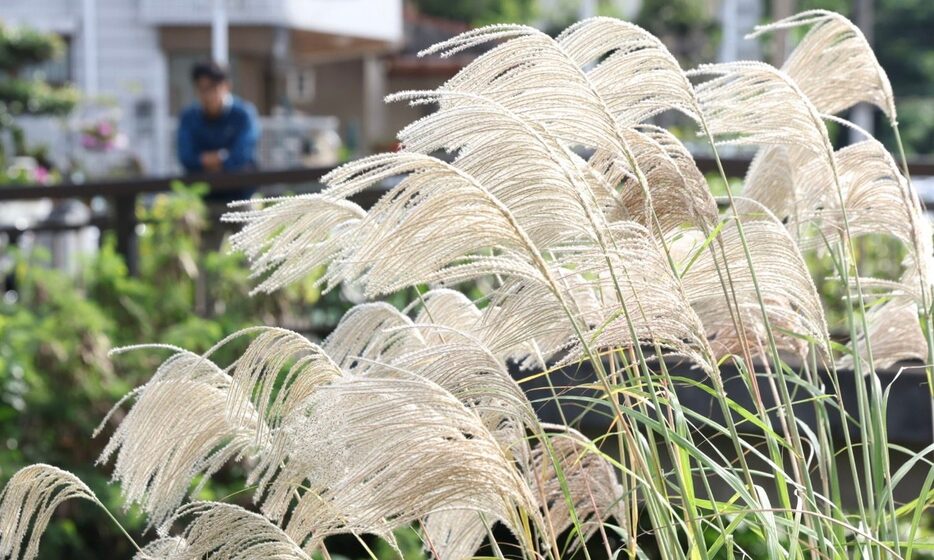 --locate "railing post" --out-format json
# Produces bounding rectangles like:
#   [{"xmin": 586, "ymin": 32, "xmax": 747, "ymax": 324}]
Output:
[{"xmin": 113, "ymin": 195, "xmax": 139, "ymax": 276}]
